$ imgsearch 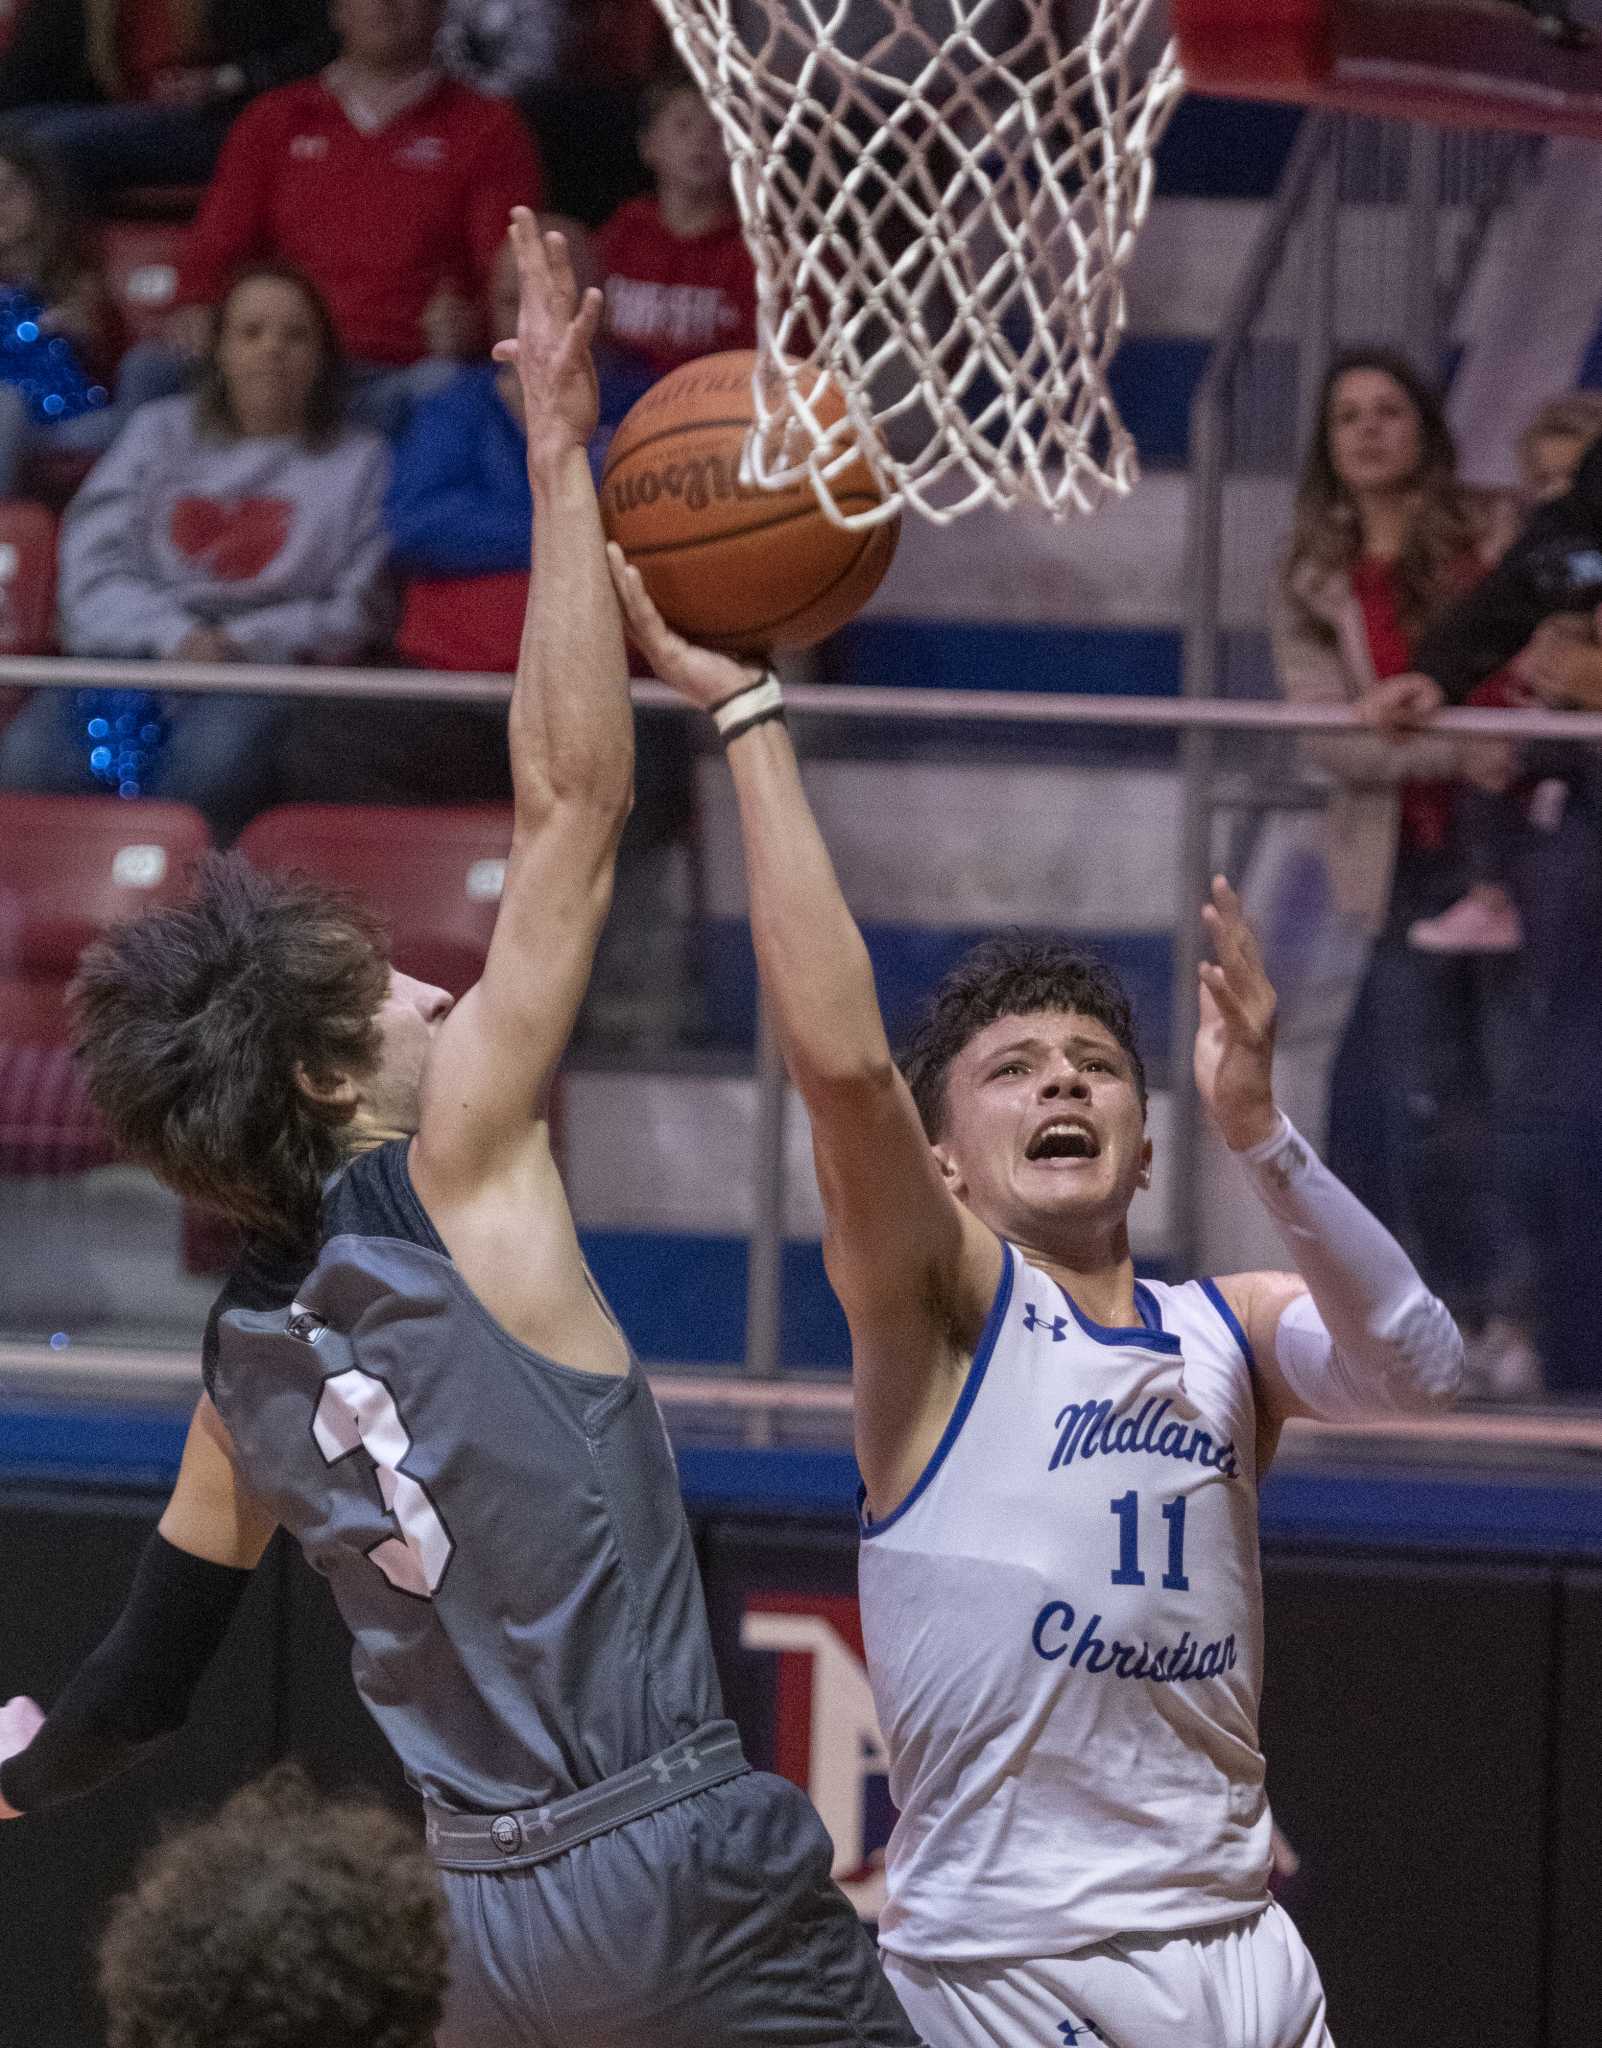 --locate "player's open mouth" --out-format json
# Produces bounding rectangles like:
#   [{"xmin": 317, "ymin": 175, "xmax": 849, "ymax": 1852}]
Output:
[{"xmin": 1026, "ymin": 1117, "xmax": 1099, "ymax": 1162}]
